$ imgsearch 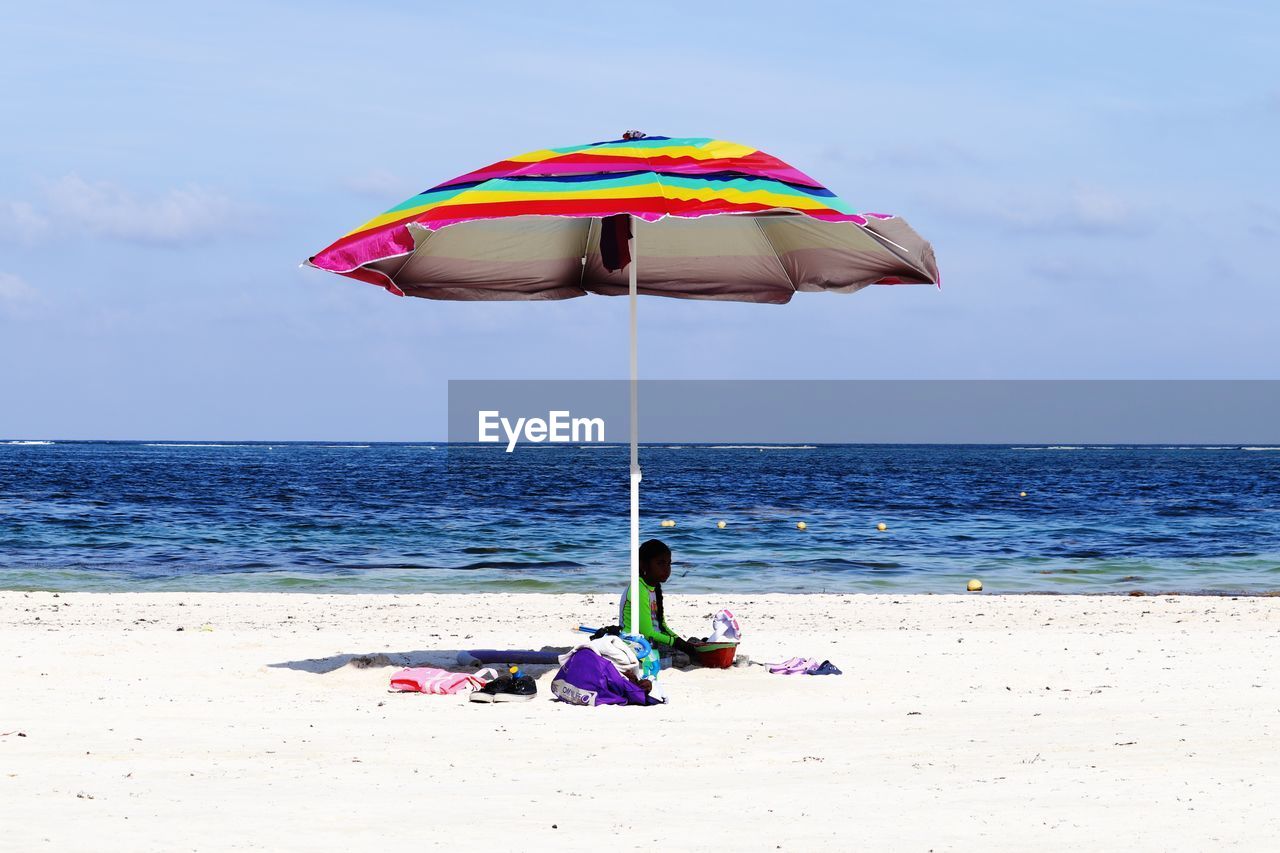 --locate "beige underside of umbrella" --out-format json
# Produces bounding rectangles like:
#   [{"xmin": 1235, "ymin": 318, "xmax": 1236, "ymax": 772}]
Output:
[{"xmin": 363, "ymin": 213, "xmax": 938, "ymax": 304}]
